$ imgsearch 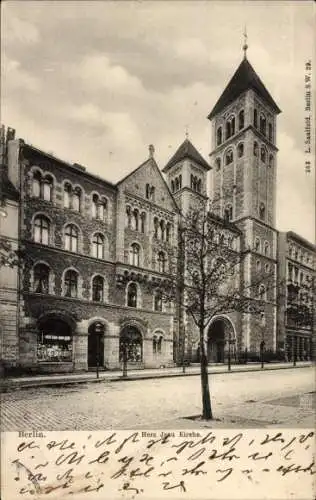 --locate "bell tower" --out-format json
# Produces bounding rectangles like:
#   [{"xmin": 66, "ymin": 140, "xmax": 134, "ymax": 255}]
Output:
[
  {"xmin": 162, "ymin": 137, "xmax": 210, "ymax": 214},
  {"xmin": 208, "ymin": 42, "xmax": 282, "ymax": 354}
]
